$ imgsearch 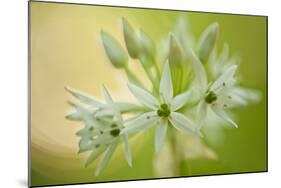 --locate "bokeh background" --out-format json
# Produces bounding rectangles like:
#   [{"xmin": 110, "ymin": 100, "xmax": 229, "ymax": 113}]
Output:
[{"xmin": 30, "ymin": 1, "xmax": 267, "ymax": 187}]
